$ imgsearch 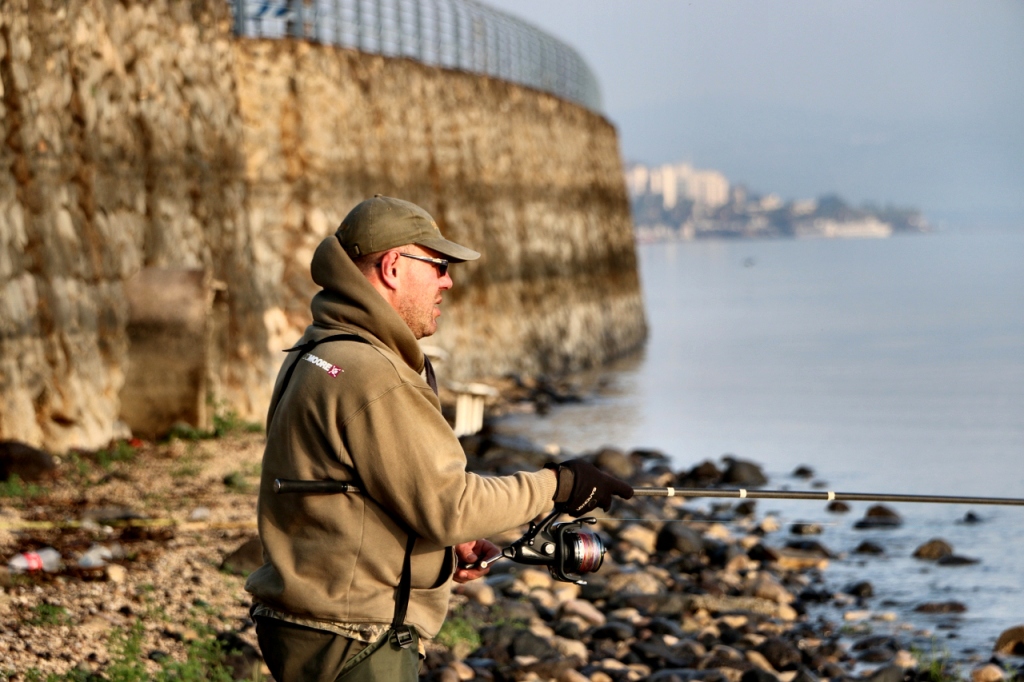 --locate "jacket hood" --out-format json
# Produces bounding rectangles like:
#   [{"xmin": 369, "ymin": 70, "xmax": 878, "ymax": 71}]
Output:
[{"xmin": 309, "ymin": 233, "xmax": 425, "ymax": 373}]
